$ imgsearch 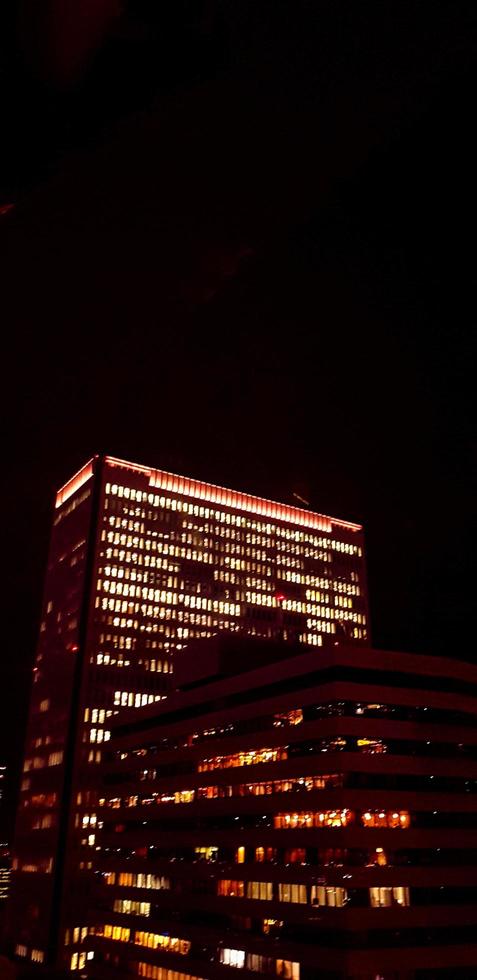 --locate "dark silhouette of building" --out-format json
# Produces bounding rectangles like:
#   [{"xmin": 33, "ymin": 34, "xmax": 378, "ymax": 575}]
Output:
[
  {"xmin": 86, "ymin": 638, "xmax": 477, "ymax": 980},
  {"xmin": 8, "ymin": 456, "xmax": 367, "ymax": 971}
]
